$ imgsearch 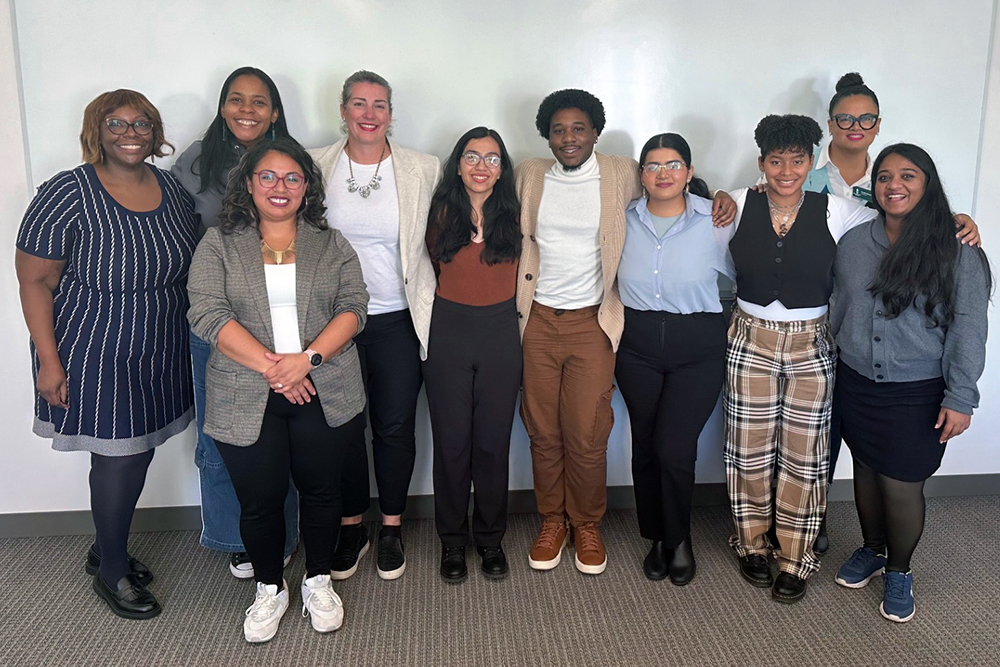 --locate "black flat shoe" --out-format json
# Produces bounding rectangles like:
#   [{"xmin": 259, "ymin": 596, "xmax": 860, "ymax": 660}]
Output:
[
  {"xmin": 813, "ymin": 515, "xmax": 829, "ymax": 556},
  {"xmin": 738, "ymin": 554, "xmax": 774, "ymax": 588},
  {"xmin": 668, "ymin": 539, "xmax": 696, "ymax": 586},
  {"xmin": 642, "ymin": 541, "xmax": 669, "ymax": 581},
  {"xmin": 85, "ymin": 546, "xmax": 153, "ymax": 586},
  {"xmin": 772, "ymin": 571, "xmax": 807, "ymax": 603},
  {"xmin": 476, "ymin": 546, "xmax": 508, "ymax": 579},
  {"xmin": 440, "ymin": 546, "xmax": 467, "ymax": 583},
  {"xmin": 92, "ymin": 572, "xmax": 162, "ymax": 620}
]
